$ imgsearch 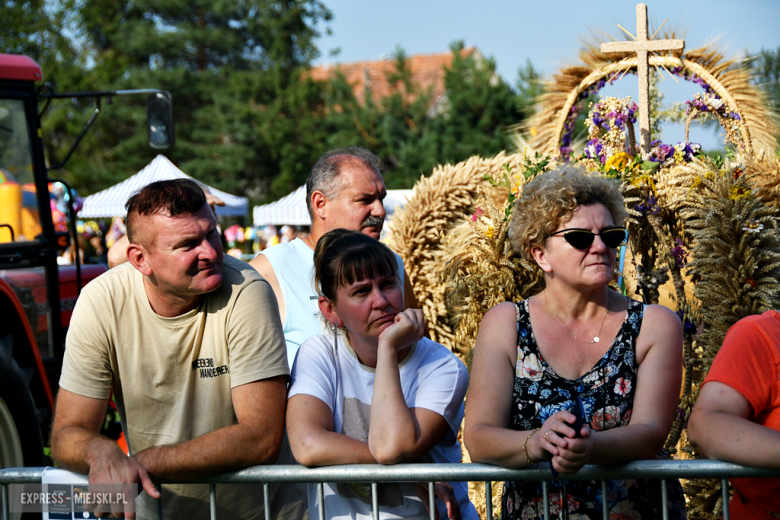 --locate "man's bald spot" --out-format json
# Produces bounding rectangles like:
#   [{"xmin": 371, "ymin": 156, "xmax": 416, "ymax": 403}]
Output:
[{"xmin": 328, "ymin": 156, "xmax": 381, "ymax": 200}]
